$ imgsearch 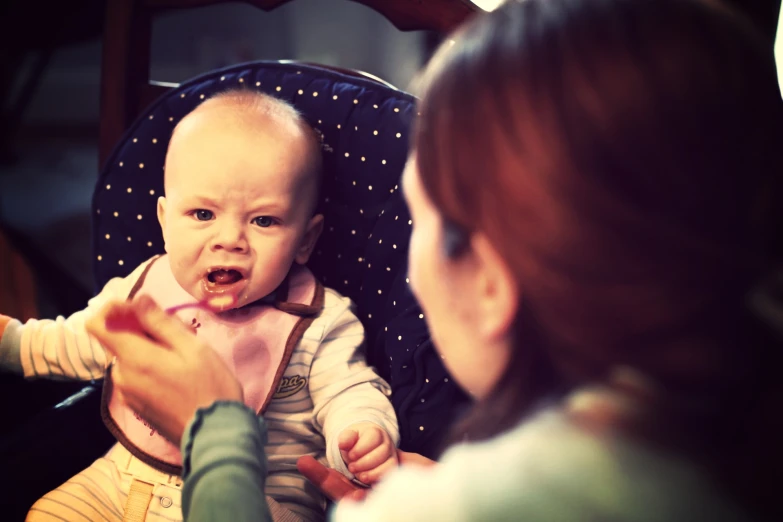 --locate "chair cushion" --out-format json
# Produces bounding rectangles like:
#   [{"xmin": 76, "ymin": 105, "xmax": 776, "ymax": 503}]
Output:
[{"xmin": 92, "ymin": 61, "xmax": 468, "ymax": 457}]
